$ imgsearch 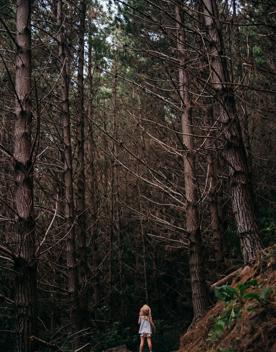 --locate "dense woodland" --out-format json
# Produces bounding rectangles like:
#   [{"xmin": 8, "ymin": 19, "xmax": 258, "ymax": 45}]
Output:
[{"xmin": 0, "ymin": 0, "xmax": 275, "ymax": 351}]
